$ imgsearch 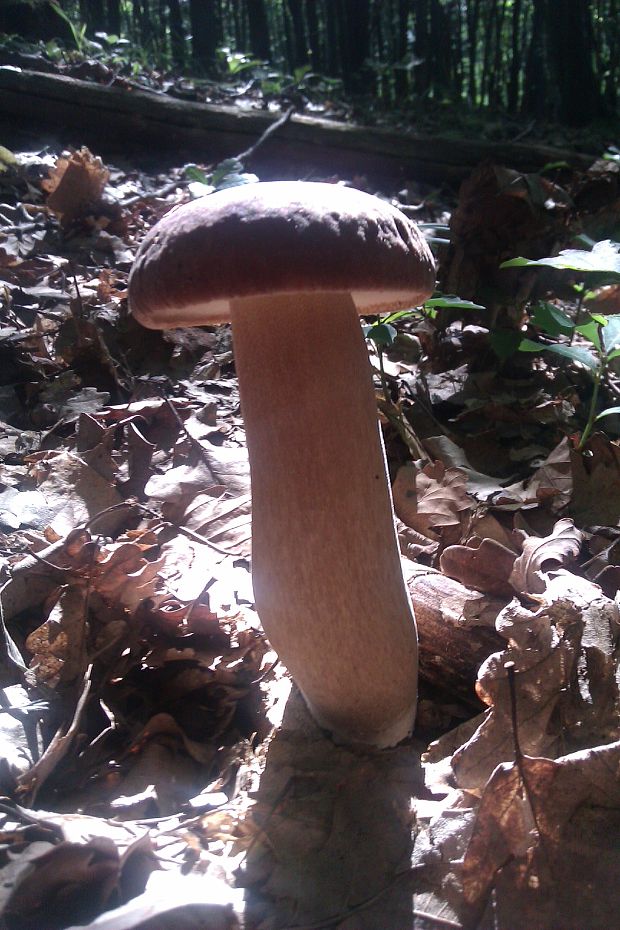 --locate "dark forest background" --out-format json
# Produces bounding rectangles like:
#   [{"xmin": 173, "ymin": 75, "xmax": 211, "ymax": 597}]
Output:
[{"xmin": 0, "ymin": 0, "xmax": 617, "ymax": 128}]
